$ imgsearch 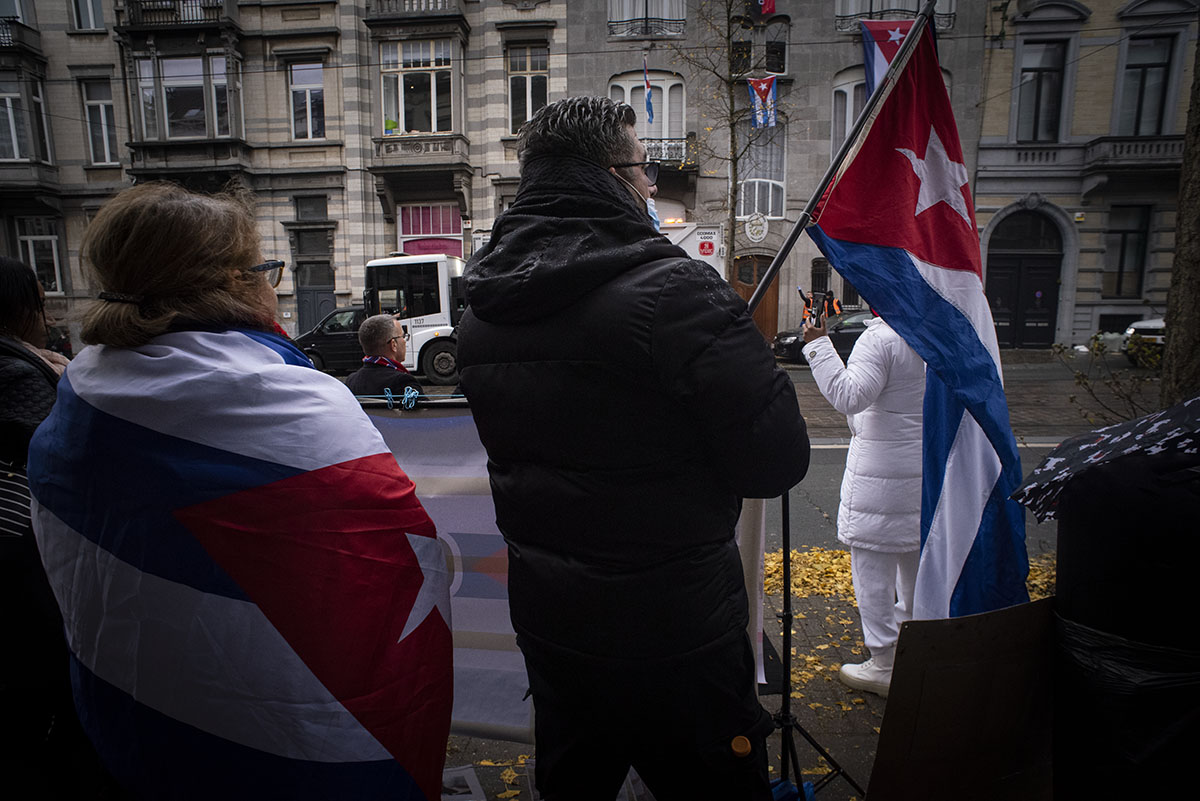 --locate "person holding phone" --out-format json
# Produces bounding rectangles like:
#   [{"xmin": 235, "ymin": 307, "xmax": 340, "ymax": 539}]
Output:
[{"xmin": 802, "ymin": 310, "xmax": 925, "ymax": 697}]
